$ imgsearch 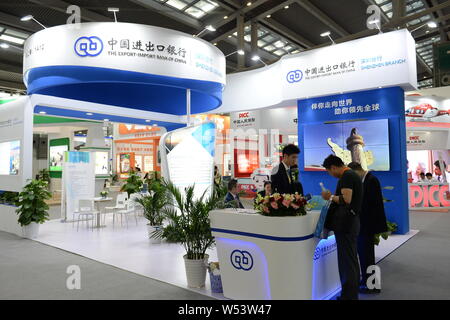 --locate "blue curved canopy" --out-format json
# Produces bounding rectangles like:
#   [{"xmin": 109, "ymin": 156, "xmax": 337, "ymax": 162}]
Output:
[{"xmin": 26, "ymin": 66, "xmax": 223, "ymax": 115}]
